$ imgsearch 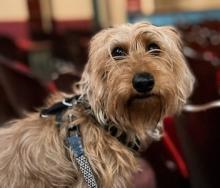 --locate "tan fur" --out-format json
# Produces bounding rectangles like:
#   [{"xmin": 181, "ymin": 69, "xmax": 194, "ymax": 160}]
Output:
[{"xmin": 0, "ymin": 23, "xmax": 194, "ymax": 188}]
